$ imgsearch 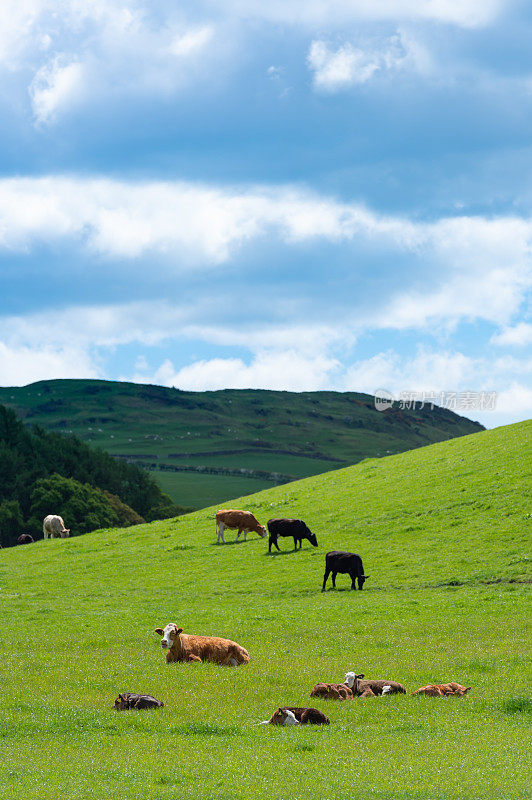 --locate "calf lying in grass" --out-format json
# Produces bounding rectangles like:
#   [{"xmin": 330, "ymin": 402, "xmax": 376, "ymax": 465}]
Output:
[
  {"xmin": 344, "ymin": 672, "xmax": 407, "ymax": 697},
  {"xmin": 310, "ymin": 682, "xmax": 353, "ymax": 700},
  {"xmin": 412, "ymin": 683, "xmax": 471, "ymax": 697},
  {"xmin": 114, "ymin": 693, "xmax": 164, "ymax": 710},
  {"xmin": 261, "ymin": 707, "xmax": 330, "ymax": 726}
]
